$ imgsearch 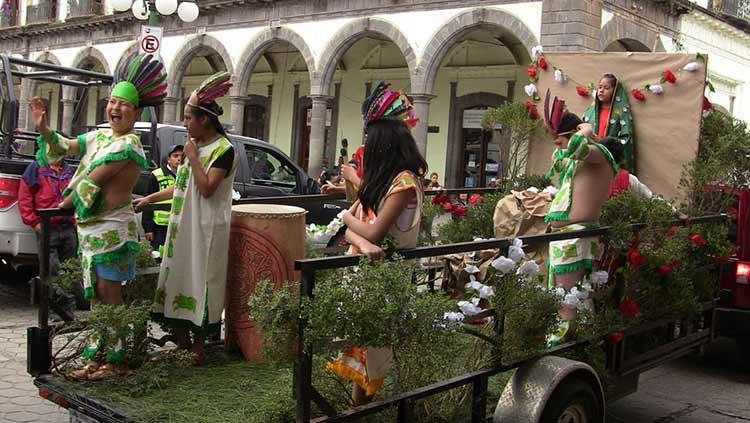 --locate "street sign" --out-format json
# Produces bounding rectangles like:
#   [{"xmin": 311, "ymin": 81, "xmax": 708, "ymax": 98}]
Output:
[{"xmin": 139, "ymin": 26, "xmax": 163, "ymax": 55}]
